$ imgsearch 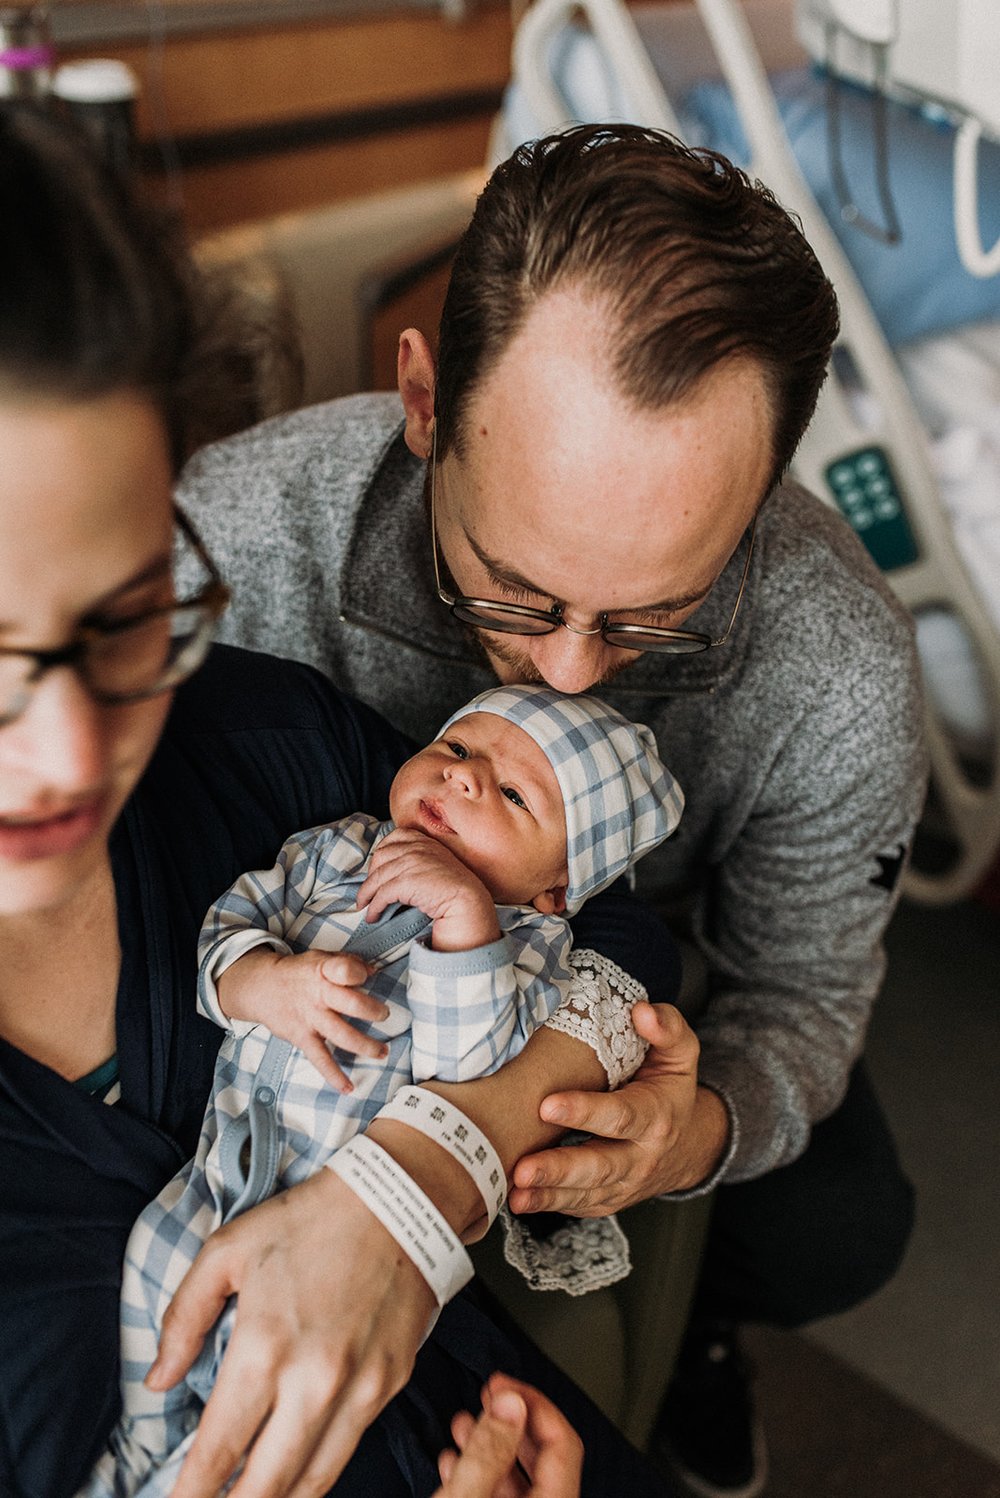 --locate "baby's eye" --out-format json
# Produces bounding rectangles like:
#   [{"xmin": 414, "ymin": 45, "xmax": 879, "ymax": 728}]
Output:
[
  {"xmin": 502, "ymin": 786, "xmax": 528, "ymax": 810},
  {"xmin": 446, "ymin": 740, "xmax": 469, "ymax": 759}
]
